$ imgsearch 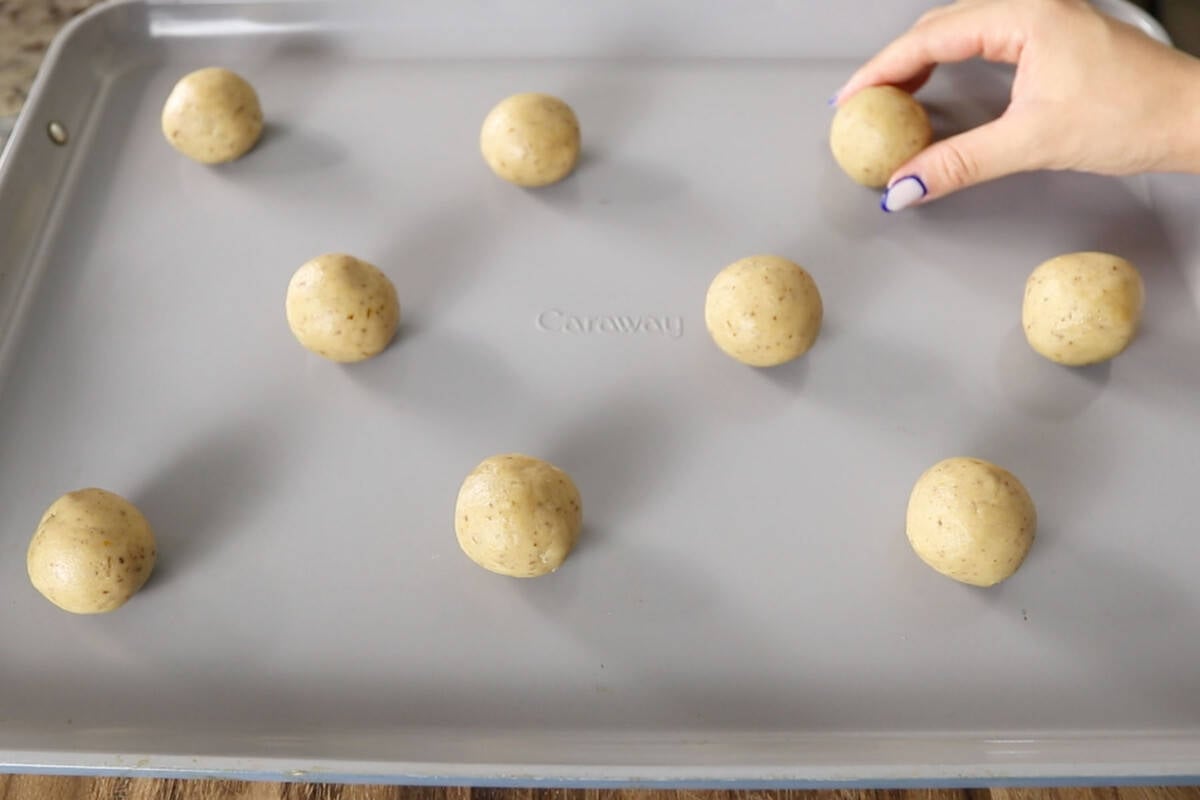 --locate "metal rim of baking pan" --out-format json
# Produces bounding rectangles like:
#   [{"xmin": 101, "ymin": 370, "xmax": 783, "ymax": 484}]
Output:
[{"xmin": 0, "ymin": 0, "xmax": 1193, "ymax": 787}]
